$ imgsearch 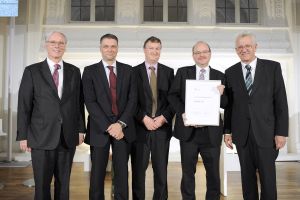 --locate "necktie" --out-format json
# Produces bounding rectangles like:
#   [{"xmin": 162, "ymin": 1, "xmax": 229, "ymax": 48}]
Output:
[
  {"xmin": 108, "ymin": 66, "xmax": 118, "ymax": 115},
  {"xmin": 245, "ymin": 65, "xmax": 252, "ymax": 95},
  {"xmin": 149, "ymin": 66, "xmax": 157, "ymax": 117},
  {"xmin": 53, "ymin": 64, "xmax": 61, "ymax": 88},
  {"xmin": 199, "ymin": 68, "xmax": 206, "ymax": 80}
]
